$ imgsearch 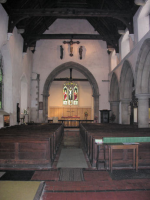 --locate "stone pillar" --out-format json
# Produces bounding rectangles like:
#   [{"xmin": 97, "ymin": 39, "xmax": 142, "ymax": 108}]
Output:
[
  {"xmin": 93, "ymin": 94, "xmax": 100, "ymax": 122},
  {"xmin": 0, "ymin": 115, "xmax": 4, "ymax": 128},
  {"xmin": 136, "ymin": 94, "xmax": 150, "ymax": 128},
  {"xmin": 121, "ymin": 99, "xmax": 131, "ymax": 124},
  {"xmin": 110, "ymin": 101, "xmax": 120, "ymax": 123},
  {"xmin": 43, "ymin": 93, "xmax": 49, "ymax": 123}
]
